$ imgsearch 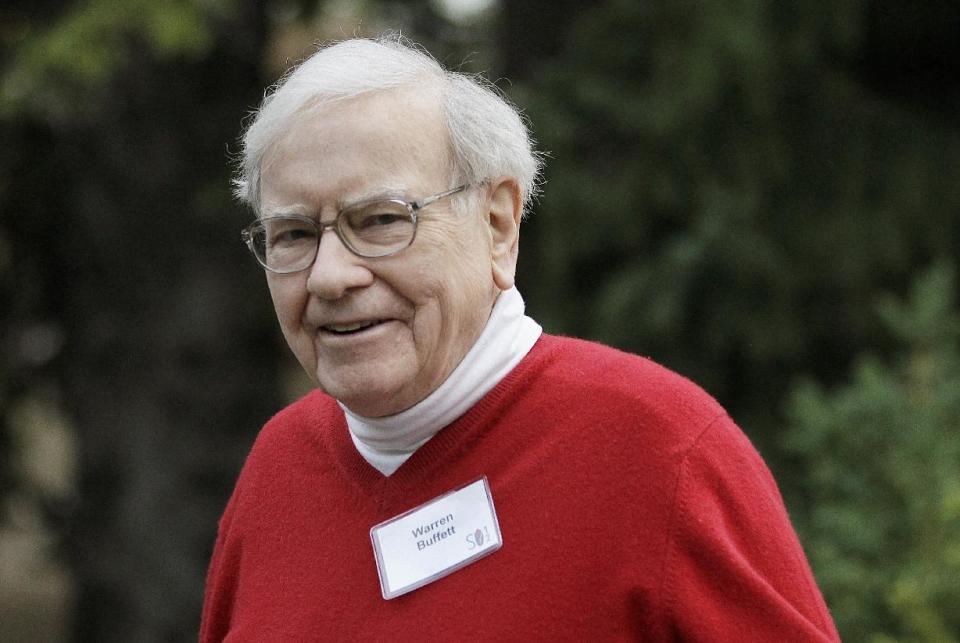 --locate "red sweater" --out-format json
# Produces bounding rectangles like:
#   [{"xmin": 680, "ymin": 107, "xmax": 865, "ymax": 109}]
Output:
[{"xmin": 201, "ymin": 335, "xmax": 839, "ymax": 641}]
